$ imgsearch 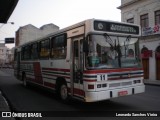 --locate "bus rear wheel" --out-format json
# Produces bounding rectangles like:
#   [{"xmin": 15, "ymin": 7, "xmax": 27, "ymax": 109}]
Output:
[{"xmin": 22, "ymin": 74, "xmax": 27, "ymax": 87}]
